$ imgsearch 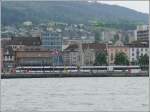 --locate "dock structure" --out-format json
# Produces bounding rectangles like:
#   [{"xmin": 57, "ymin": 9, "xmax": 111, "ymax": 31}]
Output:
[
  {"xmin": 1, "ymin": 72, "xmax": 149, "ymax": 79},
  {"xmin": 1, "ymin": 65, "xmax": 149, "ymax": 79}
]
